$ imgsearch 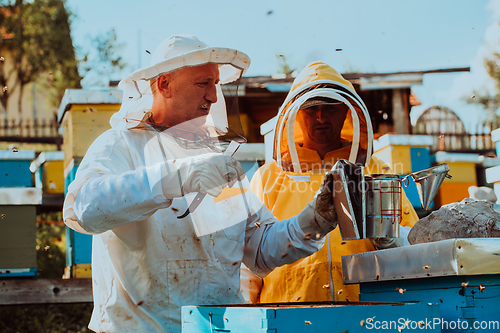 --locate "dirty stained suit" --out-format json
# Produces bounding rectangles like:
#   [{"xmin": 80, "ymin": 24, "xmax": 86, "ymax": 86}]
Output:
[{"xmin": 63, "ymin": 123, "xmax": 334, "ymax": 333}]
